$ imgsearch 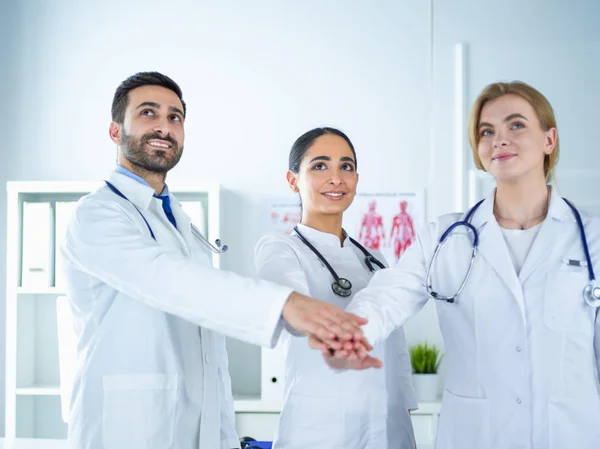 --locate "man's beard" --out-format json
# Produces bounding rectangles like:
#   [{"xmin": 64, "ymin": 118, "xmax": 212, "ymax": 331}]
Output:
[{"xmin": 121, "ymin": 131, "xmax": 183, "ymax": 174}]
